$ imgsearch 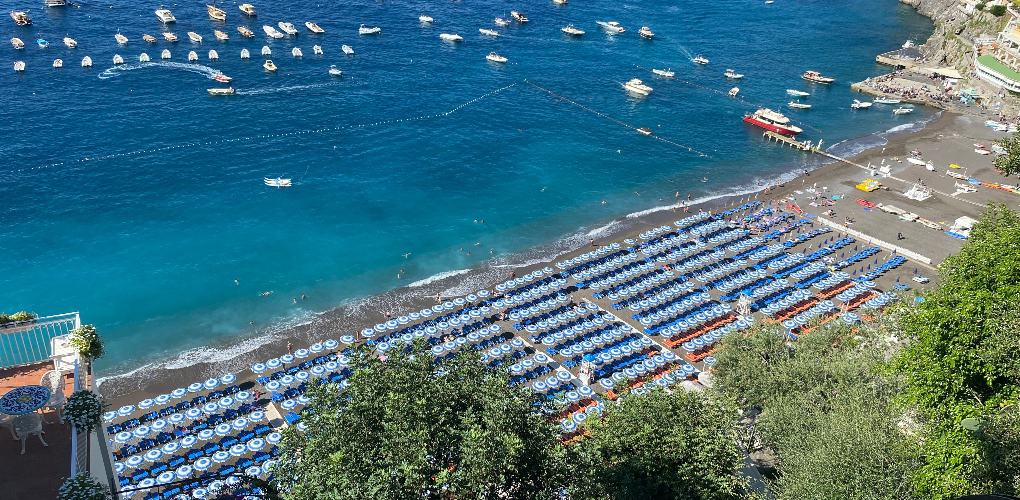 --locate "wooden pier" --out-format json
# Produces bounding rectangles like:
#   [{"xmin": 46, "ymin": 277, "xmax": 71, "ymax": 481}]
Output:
[{"xmin": 762, "ymin": 131, "xmax": 820, "ymax": 152}]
